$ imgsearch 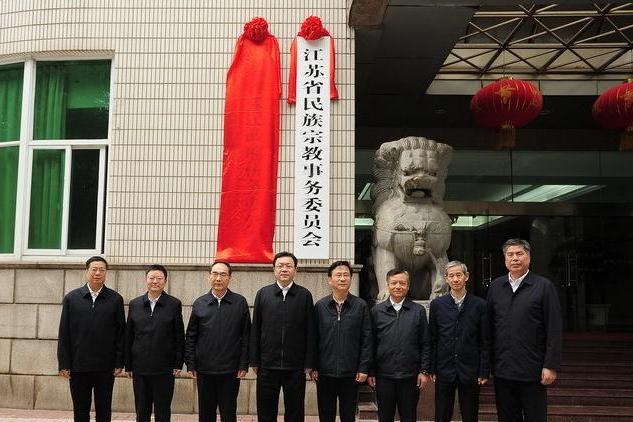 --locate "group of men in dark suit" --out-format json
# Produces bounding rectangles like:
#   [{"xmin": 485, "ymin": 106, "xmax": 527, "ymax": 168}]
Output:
[
  {"xmin": 58, "ymin": 238, "xmax": 561, "ymax": 422},
  {"xmin": 57, "ymin": 257, "xmax": 248, "ymax": 422},
  {"xmin": 58, "ymin": 259, "xmax": 185, "ymax": 422},
  {"xmin": 428, "ymin": 238, "xmax": 562, "ymax": 422}
]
